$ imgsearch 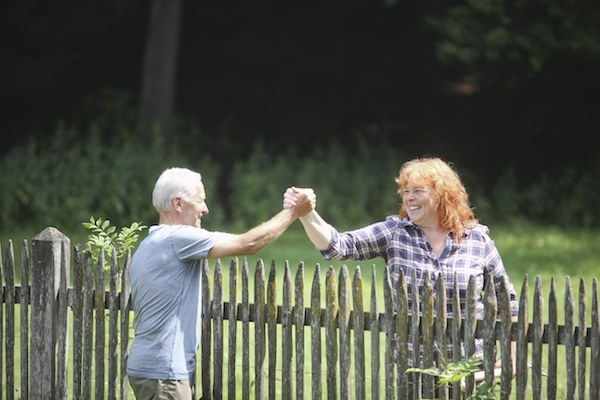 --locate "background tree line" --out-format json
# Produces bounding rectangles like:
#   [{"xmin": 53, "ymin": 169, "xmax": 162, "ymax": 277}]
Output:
[{"xmin": 1, "ymin": 0, "xmax": 599, "ymax": 232}]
